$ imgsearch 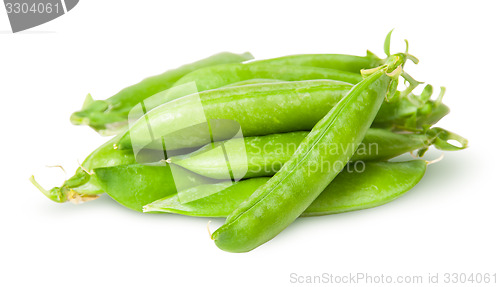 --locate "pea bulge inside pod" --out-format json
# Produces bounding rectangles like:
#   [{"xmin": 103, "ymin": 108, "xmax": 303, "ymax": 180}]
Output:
[{"xmin": 119, "ymin": 80, "xmax": 352, "ymax": 151}]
